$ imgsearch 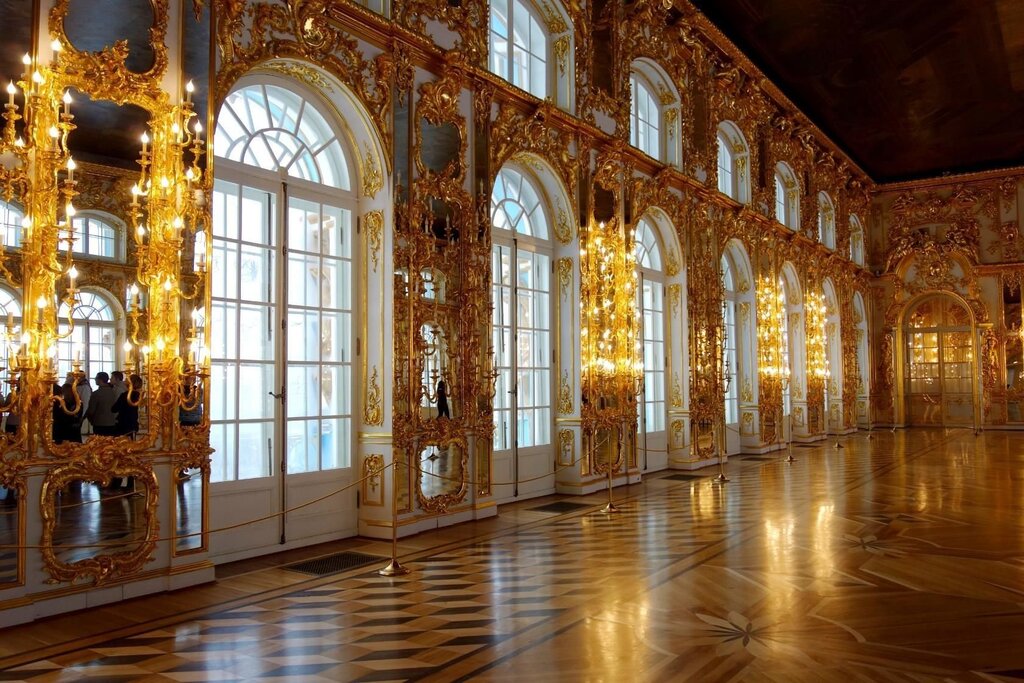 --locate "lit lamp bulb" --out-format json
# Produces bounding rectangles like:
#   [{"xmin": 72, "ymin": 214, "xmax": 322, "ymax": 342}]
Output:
[
  {"xmin": 5, "ymin": 81, "xmax": 14, "ymax": 107},
  {"xmin": 66, "ymin": 157, "xmax": 76, "ymax": 181},
  {"xmin": 62, "ymin": 89, "xmax": 71, "ymax": 115},
  {"xmin": 67, "ymin": 264, "xmax": 78, "ymax": 291},
  {"xmin": 184, "ymin": 79, "xmax": 194, "ymax": 103}
]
